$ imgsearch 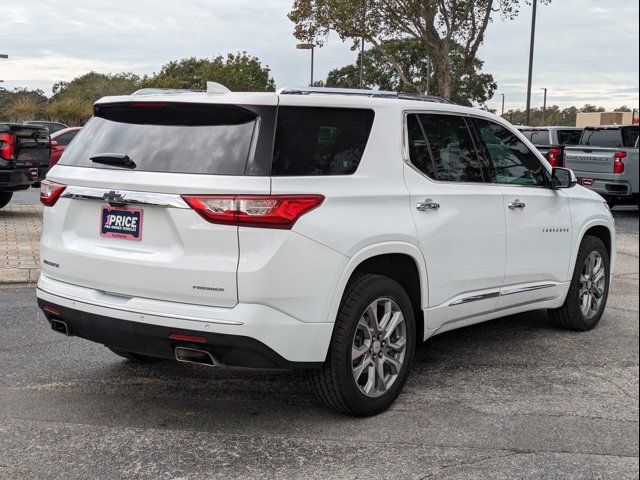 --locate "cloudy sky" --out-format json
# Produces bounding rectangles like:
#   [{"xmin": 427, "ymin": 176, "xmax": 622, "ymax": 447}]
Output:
[{"xmin": 1, "ymin": 0, "xmax": 638, "ymax": 112}]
